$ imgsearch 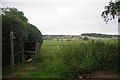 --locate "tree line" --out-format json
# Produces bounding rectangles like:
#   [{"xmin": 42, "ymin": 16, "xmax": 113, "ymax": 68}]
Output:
[{"xmin": 81, "ymin": 33, "xmax": 117, "ymax": 38}]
